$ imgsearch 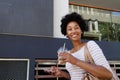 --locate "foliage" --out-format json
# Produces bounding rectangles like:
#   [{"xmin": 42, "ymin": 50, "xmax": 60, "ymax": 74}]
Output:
[{"xmin": 99, "ymin": 21, "xmax": 120, "ymax": 42}]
